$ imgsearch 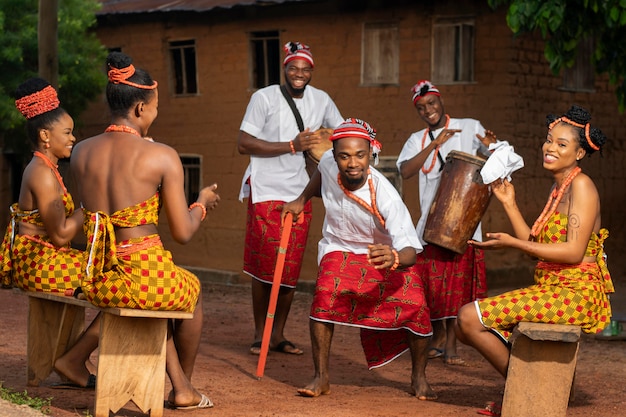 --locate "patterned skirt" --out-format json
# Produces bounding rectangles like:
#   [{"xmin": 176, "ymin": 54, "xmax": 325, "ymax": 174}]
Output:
[
  {"xmin": 243, "ymin": 199, "xmax": 312, "ymax": 287},
  {"xmin": 416, "ymin": 244, "xmax": 487, "ymax": 320},
  {"xmin": 311, "ymin": 251, "xmax": 432, "ymax": 369},
  {"xmin": 4, "ymin": 234, "xmax": 82, "ymax": 295},
  {"xmin": 477, "ymin": 261, "xmax": 612, "ymax": 342},
  {"xmin": 82, "ymin": 235, "xmax": 200, "ymax": 312}
]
